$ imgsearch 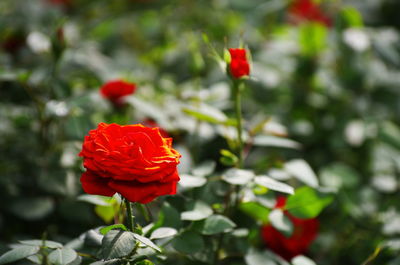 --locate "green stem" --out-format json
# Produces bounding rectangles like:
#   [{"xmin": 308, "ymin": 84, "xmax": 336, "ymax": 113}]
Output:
[
  {"xmin": 125, "ymin": 199, "xmax": 135, "ymax": 232},
  {"xmin": 233, "ymin": 80, "xmax": 244, "ymax": 168}
]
